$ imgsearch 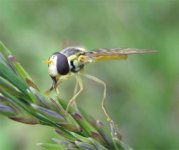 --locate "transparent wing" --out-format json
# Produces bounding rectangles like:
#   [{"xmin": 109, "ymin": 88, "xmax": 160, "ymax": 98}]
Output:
[
  {"xmin": 84, "ymin": 48, "xmax": 157, "ymax": 62},
  {"xmin": 61, "ymin": 39, "xmax": 81, "ymax": 49}
]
